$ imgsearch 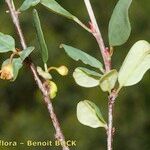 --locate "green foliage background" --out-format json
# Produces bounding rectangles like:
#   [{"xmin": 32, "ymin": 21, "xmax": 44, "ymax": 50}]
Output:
[{"xmin": 0, "ymin": 0, "xmax": 149, "ymax": 149}]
